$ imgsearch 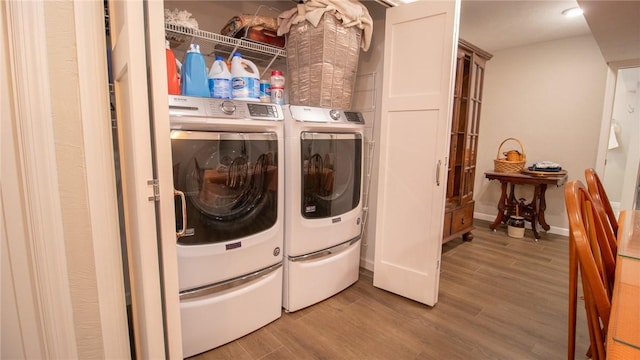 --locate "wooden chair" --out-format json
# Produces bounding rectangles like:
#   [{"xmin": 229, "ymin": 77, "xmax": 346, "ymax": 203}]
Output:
[
  {"xmin": 584, "ymin": 168, "xmax": 618, "ymax": 257},
  {"xmin": 567, "ymin": 171, "xmax": 618, "ymax": 359},
  {"xmin": 565, "ymin": 180, "xmax": 614, "ymax": 360}
]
